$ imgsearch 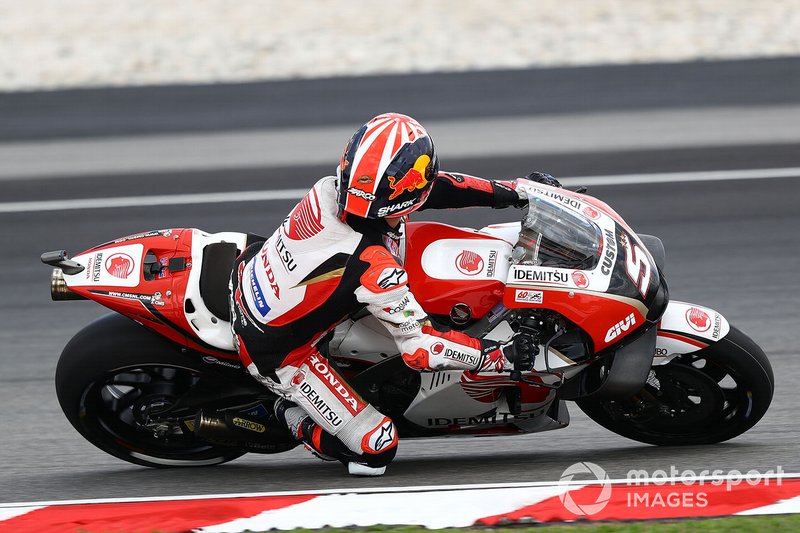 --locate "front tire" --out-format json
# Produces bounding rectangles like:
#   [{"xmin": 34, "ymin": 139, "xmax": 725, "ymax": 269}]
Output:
[
  {"xmin": 56, "ymin": 314, "xmax": 248, "ymax": 468},
  {"xmin": 577, "ymin": 326, "xmax": 773, "ymax": 445}
]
